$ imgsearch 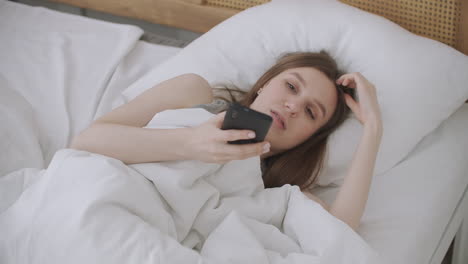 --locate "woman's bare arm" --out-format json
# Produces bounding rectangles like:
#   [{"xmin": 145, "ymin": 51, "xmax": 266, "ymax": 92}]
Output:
[
  {"xmin": 329, "ymin": 125, "xmax": 381, "ymax": 231},
  {"xmin": 328, "ymin": 72, "xmax": 383, "ymax": 231},
  {"xmin": 70, "ymin": 73, "xmax": 269, "ymax": 164},
  {"xmin": 70, "ymin": 73, "xmax": 214, "ymax": 164}
]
